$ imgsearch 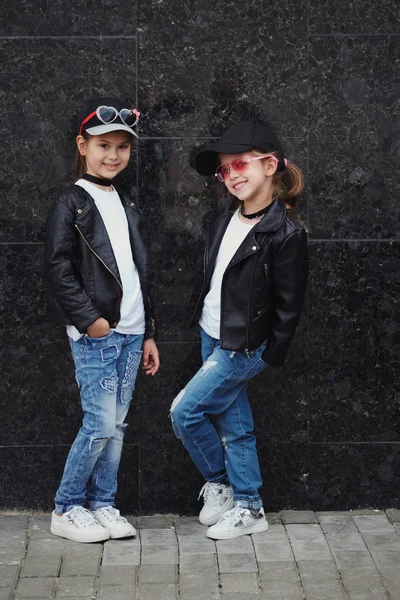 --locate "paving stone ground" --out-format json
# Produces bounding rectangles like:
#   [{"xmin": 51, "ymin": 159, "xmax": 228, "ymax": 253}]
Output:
[{"xmin": 1, "ymin": 510, "xmax": 399, "ymax": 599}]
